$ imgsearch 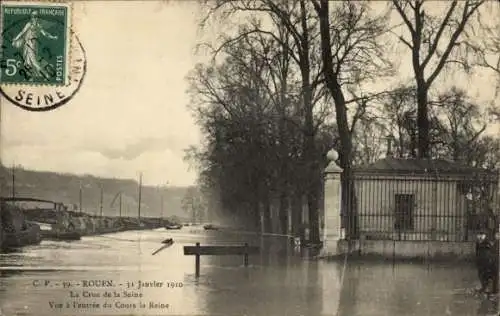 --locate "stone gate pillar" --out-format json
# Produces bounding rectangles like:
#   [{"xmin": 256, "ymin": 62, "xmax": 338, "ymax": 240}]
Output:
[{"xmin": 321, "ymin": 150, "xmax": 343, "ymax": 257}]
